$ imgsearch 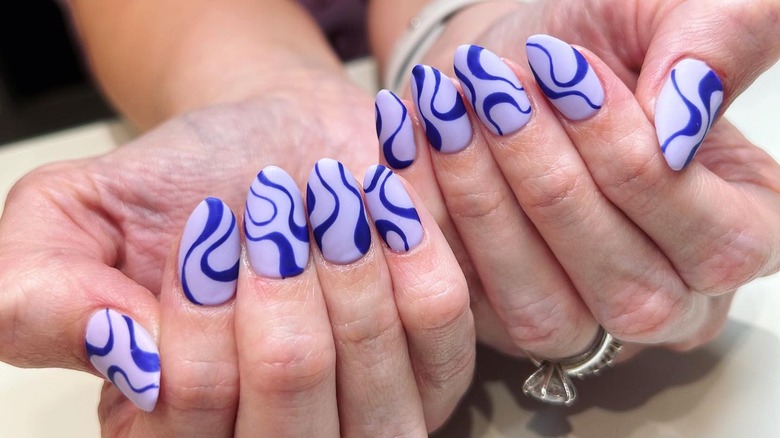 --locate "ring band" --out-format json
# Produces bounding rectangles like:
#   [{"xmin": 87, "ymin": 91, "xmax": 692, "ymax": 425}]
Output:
[{"xmin": 522, "ymin": 327, "xmax": 622, "ymax": 406}]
